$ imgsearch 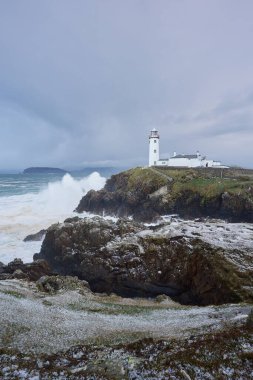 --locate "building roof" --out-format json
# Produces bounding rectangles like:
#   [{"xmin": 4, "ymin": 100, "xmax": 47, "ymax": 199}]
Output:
[{"xmin": 171, "ymin": 154, "xmax": 199, "ymax": 159}]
